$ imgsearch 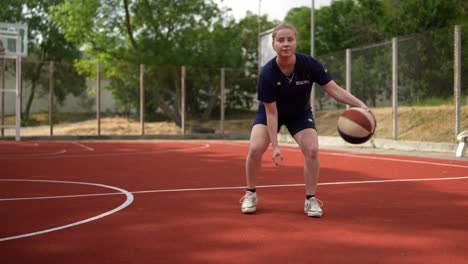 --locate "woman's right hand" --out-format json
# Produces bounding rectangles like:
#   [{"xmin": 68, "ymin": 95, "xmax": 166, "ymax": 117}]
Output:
[{"xmin": 272, "ymin": 146, "xmax": 284, "ymax": 166}]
